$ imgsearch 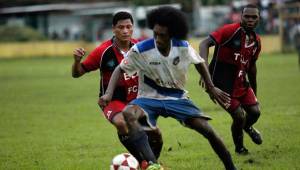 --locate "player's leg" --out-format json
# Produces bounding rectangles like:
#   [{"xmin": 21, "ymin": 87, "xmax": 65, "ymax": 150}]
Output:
[
  {"xmin": 163, "ymin": 99, "xmax": 236, "ymax": 170},
  {"xmin": 229, "ymin": 106, "xmax": 248, "ymax": 154},
  {"xmin": 121, "ymin": 104, "xmax": 157, "ymax": 164},
  {"xmin": 112, "ymin": 113, "xmax": 128, "ymax": 134},
  {"xmin": 240, "ymin": 88, "xmax": 262, "ymax": 145},
  {"xmin": 113, "ymin": 111, "xmax": 163, "ymax": 160},
  {"xmin": 111, "ymin": 113, "xmax": 142, "ymax": 159},
  {"xmin": 102, "ymin": 100, "xmax": 158, "ymax": 163},
  {"xmin": 139, "ymin": 115, "xmax": 163, "ymax": 159},
  {"xmin": 102, "ymin": 101, "xmax": 141, "ymax": 161},
  {"xmin": 145, "ymin": 128, "xmax": 163, "ymax": 159},
  {"xmin": 243, "ymin": 104, "xmax": 262, "ymax": 144},
  {"xmin": 185, "ymin": 117, "xmax": 236, "ymax": 170}
]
